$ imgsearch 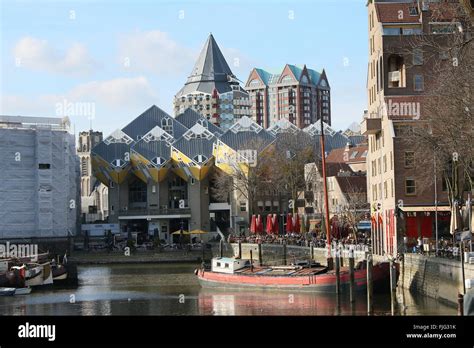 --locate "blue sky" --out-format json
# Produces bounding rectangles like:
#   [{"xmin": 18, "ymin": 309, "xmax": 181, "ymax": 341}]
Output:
[{"xmin": 1, "ymin": 0, "xmax": 368, "ymax": 136}]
